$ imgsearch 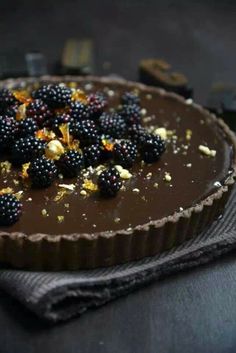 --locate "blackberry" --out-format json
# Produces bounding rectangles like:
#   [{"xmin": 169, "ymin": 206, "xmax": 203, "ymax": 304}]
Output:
[
  {"xmin": 46, "ymin": 113, "xmax": 71, "ymax": 135},
  {"xmin": 69, "ymin": 101, "xmax": 89, "ymax": 120},
  {"xmin": 32, "ymin": 84, "xmax": 72, "ymax": 108},
  {"xmin": 121, "ymin": 91, "xmax": 140, "ymax": 106},
  {"xmin": 140, "ymin": 134, "xmax": 166, "ymax": 163},
  {"xmin": 70, "ymin": 119, "xmax": 99, "ymax": 146},
  {"xmin": 0, "ymin": 116, "xmax": 17, "ymax": 151},
  {"xmin": 128, "ymin": 124, "xmax": 146, "ymax": 144},
  {"xmin": 17, "ymin": 118, "xmax": 38, "ymax": 137},
  {"xmin": 57, "ymin": 150, "xmax": 84, "ymax": 178},
  {"xmin": 83, "ymin": 144, "xmax": 101, "ymax": 167},
  {"xmin": 97, "ymin": 167, "xmax": 122, "ymax": 197},
  {"xmin": 87, "ymin": 93, "xmax": 107, "ymax": 119},
  {"xmin": 0, "ymin": 194, "xmax": 22, "ymax": 226},
  {"xmin": 11, "ymin": 136, "xmax": 46, "ymax": 165},
  {"xmin": 26, "ymin": 99, "xmax": 53, "ymax": 127},
  {"xmin": 28, "ymin": 156, "xmax": 58, "ymax": 188},
  {"xmin": 113, "ymin": 140, "xmax": 137, "ymax": 168},
  {"xmin": 99, "ymin": 113, "xmax": 126, "ymax": 138},
  {"xmin": 5, "ymin": 104, "xmax": 19, "ymax": 119},
  {"xmin": 118, "ymin": 104, "xmax": 141, "ymax": 125},
  {"xmin": 0, "ymin": 89, "xmax": 19, "ymax": 111}
]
